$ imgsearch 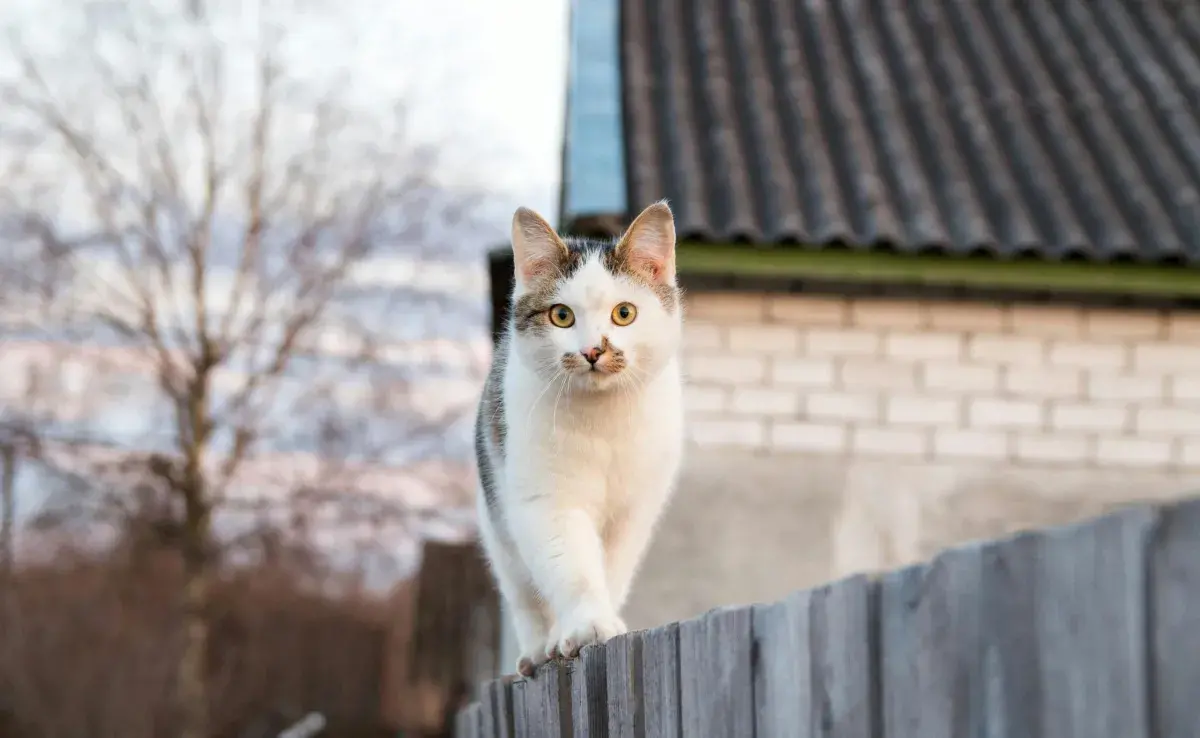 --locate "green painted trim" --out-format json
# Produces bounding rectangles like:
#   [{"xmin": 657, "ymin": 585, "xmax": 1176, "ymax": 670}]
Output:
[{"xmin": 676, "ymin": 244, "xmax": 1200, "ymax": 297}]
